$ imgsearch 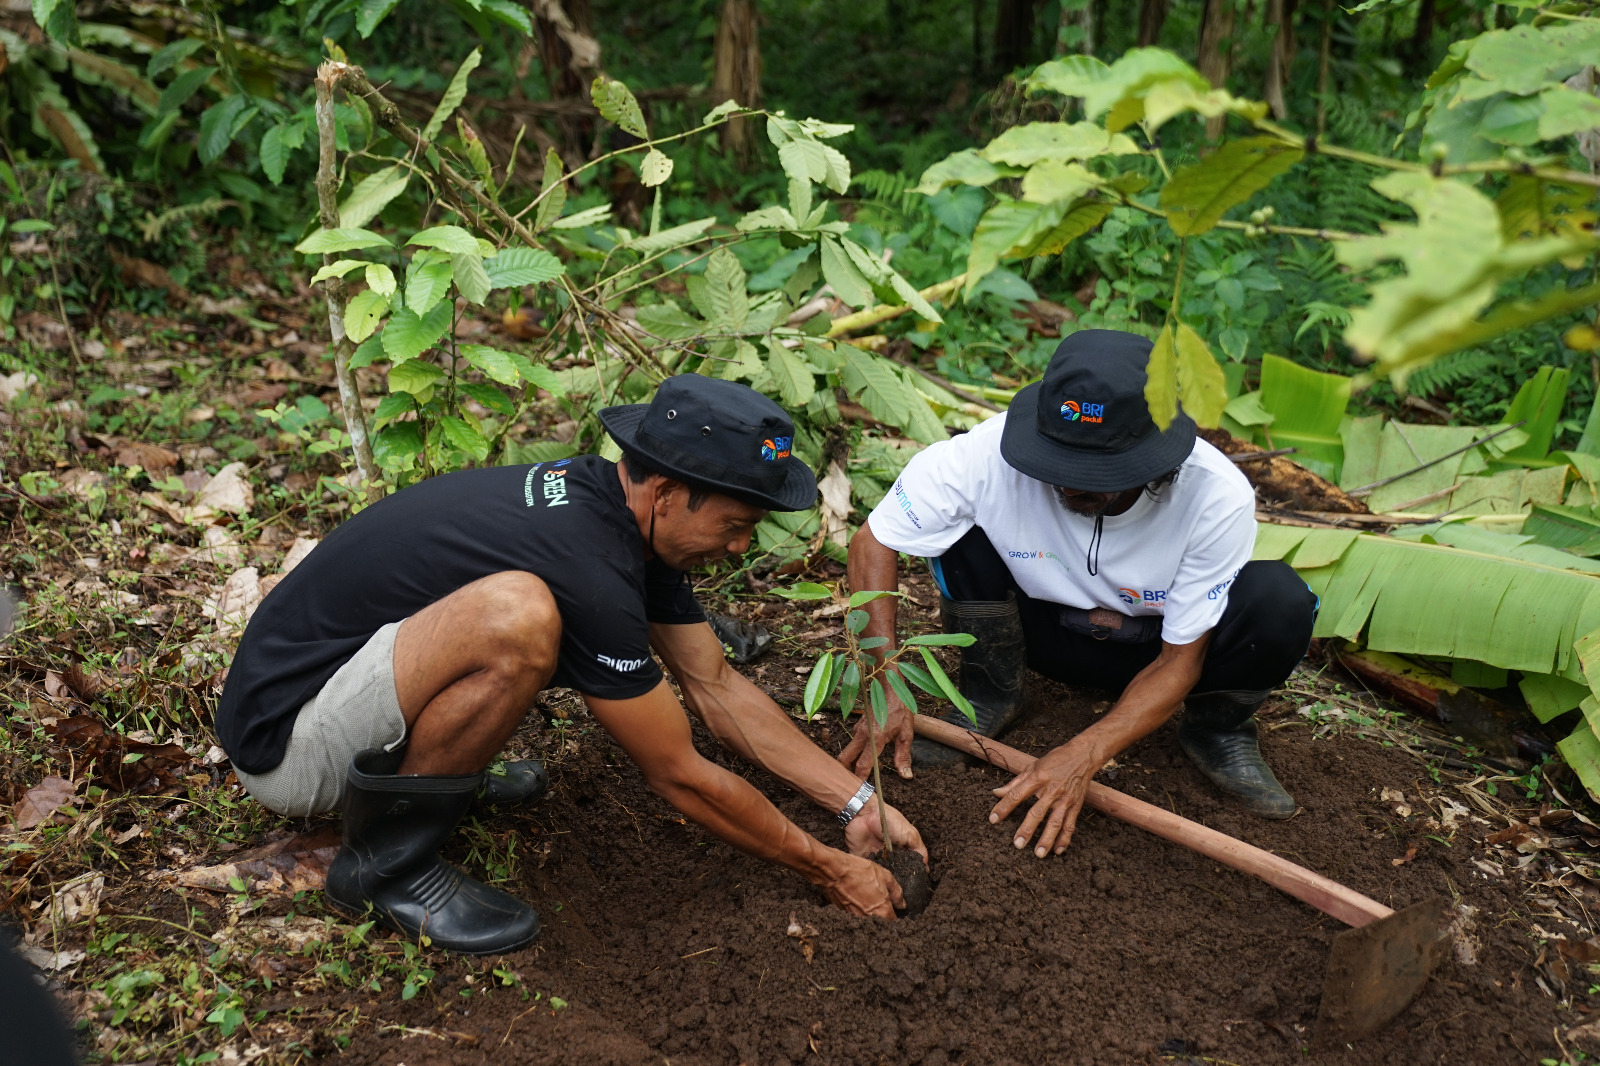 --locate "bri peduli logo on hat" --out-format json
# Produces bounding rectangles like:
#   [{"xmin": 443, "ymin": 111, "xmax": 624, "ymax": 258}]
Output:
[
  {"xmin": 1060, "ymin": 400, "xmax": 1105, "ymax": 423},
  {"xmin": 761, "ymin": 436, "xmax": 792, "ymax": 461}
]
